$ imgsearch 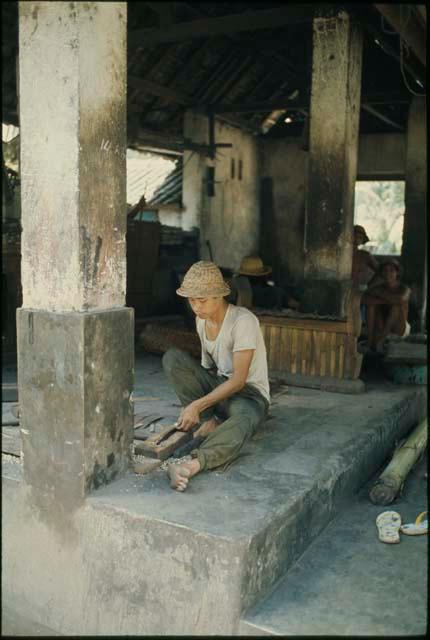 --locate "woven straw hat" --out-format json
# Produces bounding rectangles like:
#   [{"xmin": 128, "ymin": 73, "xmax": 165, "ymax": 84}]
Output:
[
  {"xmin": 238, "ymin": 255, "xmax": 272, "ymax": 277},
  {"xmin": 176, "ymin": 261, "xmax": 231, "ymax": 298}
]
